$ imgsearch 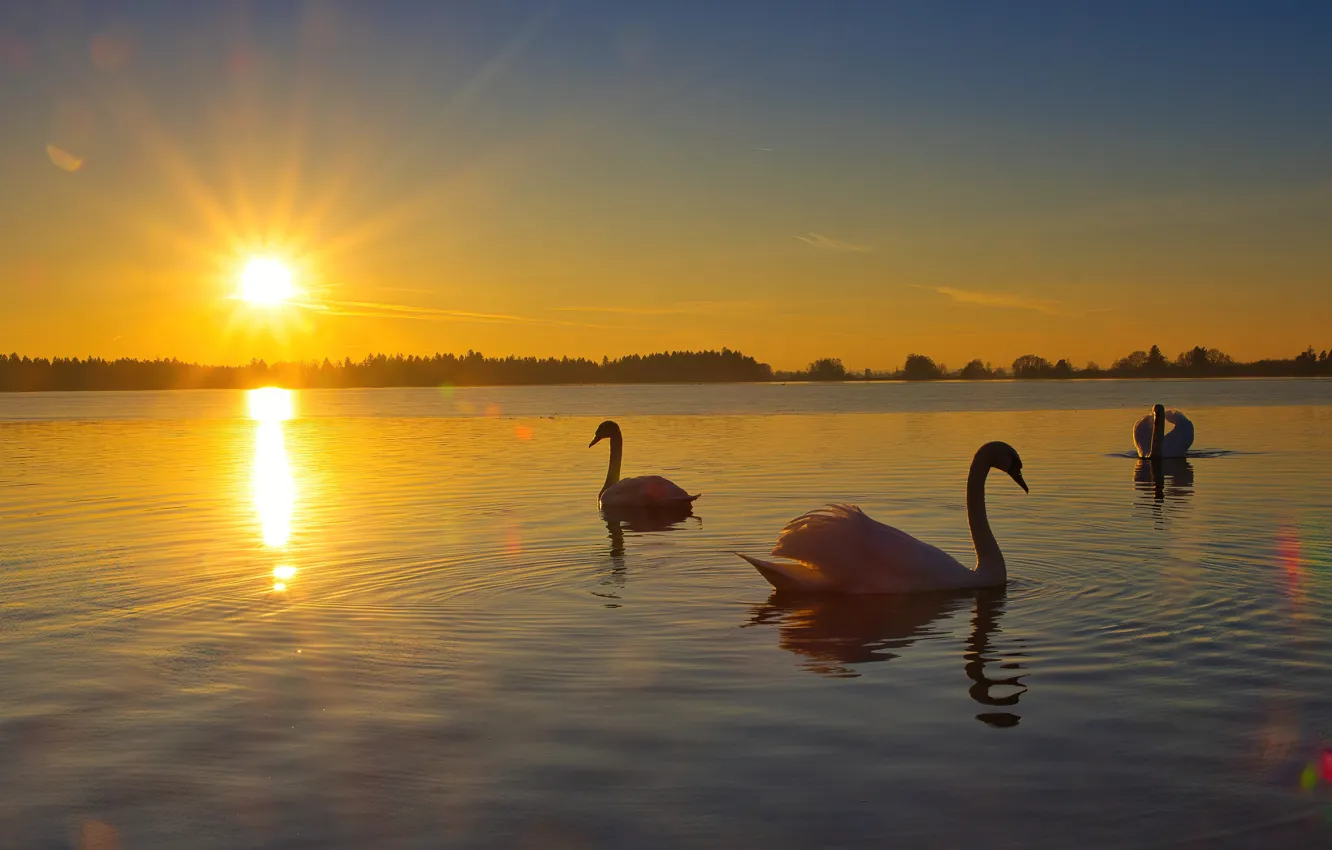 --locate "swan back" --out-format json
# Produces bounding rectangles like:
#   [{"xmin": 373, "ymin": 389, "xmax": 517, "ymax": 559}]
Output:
[
  {"xmin": 767, "ymin": 504, "xmax": 977, "ymax": 594},
  {"xmin": 600, "ymin": 475, "xmax": 699, "ymax": 509}
]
